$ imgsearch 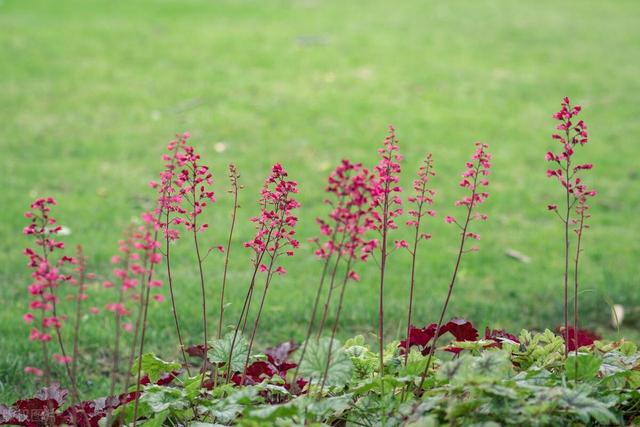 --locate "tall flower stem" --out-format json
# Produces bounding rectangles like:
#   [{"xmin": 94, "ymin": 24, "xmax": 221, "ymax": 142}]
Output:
[
  {"xmin": 318, "ymin": 258, "xmax": 352, "ymax": 396},
  {"xmin": 377, "ymin": 178, "xmax": 391, "ymax": 401},
  {"xmin": 109, "ymin": 233, "xmax": 131, "ymax": 397},
  {"xmin": 240, "ymin": 265, "xmax": 276, "ymax": 384},
  {"xmin": 240, "ymin": 208, "xmax": 289, "ymax": 383},
  {"xmin": 131, "ymin": 235, "xmax": 161, "ymax": 427},
  {"xmin": 165, "ymin": 212, "xmax": 191, "ymax": 376},
  {"xmin": 316, "ymin": 249, "xmax": 345, "ymax": 340},
  {"xmin": 123, "ymin": 250, "xmax": 150, "ymax": 394},
  {"xmin": 573, "ymin": 208, "xmax": 585, "ymax": 363},
  {"xmin": 224, "ymin": 229, "xmax": 273, "ymax": 384},
  {"xmin": 292, "ymin": 248, "xmax": 335, "ymax": 382},
  {"xmin": 371, "ymin": 126, "xmax": 403, "ymax": 404},
  {"xmin": 546, "ymin": 98, "xmax": 591, "ymax": 357},
  {"xmin": 71, "ymin": 245, "xmax": 86, "ymax": 395},
  {"xmin": 38, "ymin": 229, "xmax": 79, "ymax": 403},
  {"xmin": 218, "ymin": 165, "xmax": 241, "ymax": 339},
  {"xmin": 40, "ymin": 340, "xmax": 51, "ymax": 386},
  {"xmin": 403, "ymin": 157, "xmax": 434, "ymax": 368},
  {"xmin": 416, "ymin": 148, "xmax": 488, "ymax": 393},
  {"xmin": 563, "ymin": 159, "xmax": 571, "ymax": 357},
  {"xmin": 192, "ymin": 216, "xmax": 209, "ymax": 388}
]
